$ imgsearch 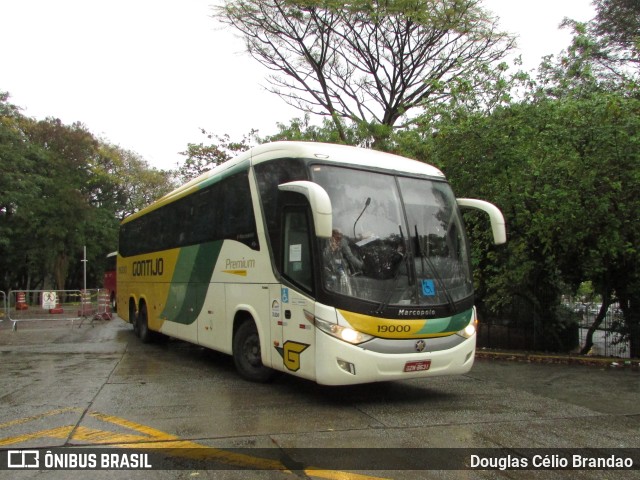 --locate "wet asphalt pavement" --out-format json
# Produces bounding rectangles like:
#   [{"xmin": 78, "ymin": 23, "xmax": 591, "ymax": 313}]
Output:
[{"xmin": 0, "ymin": 315, "xmax": 638, "ymax": 479}]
